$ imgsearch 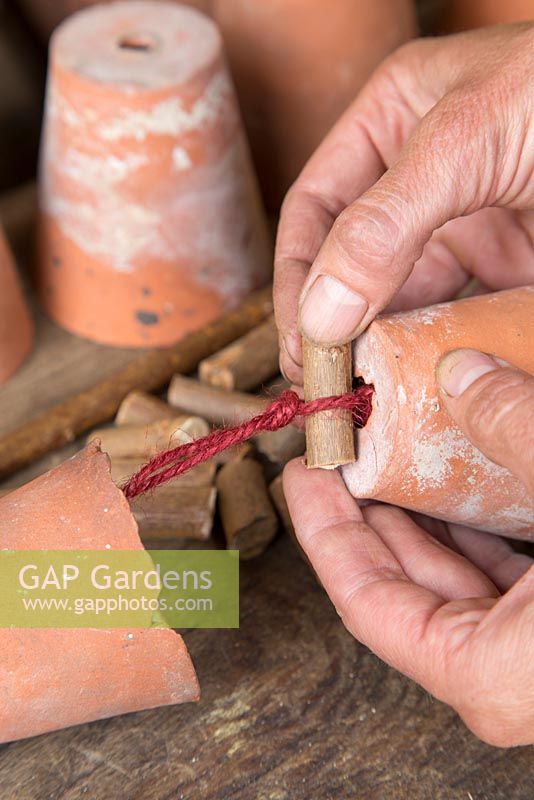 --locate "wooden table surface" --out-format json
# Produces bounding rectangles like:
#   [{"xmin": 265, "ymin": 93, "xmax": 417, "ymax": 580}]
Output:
[
  {"xmin": 0, "ymin": 534, "xmax": 532, "ymax": 800},
  {"xmin": 0, "ymin": 301, "xmax": 532, "ymax": 800}
]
